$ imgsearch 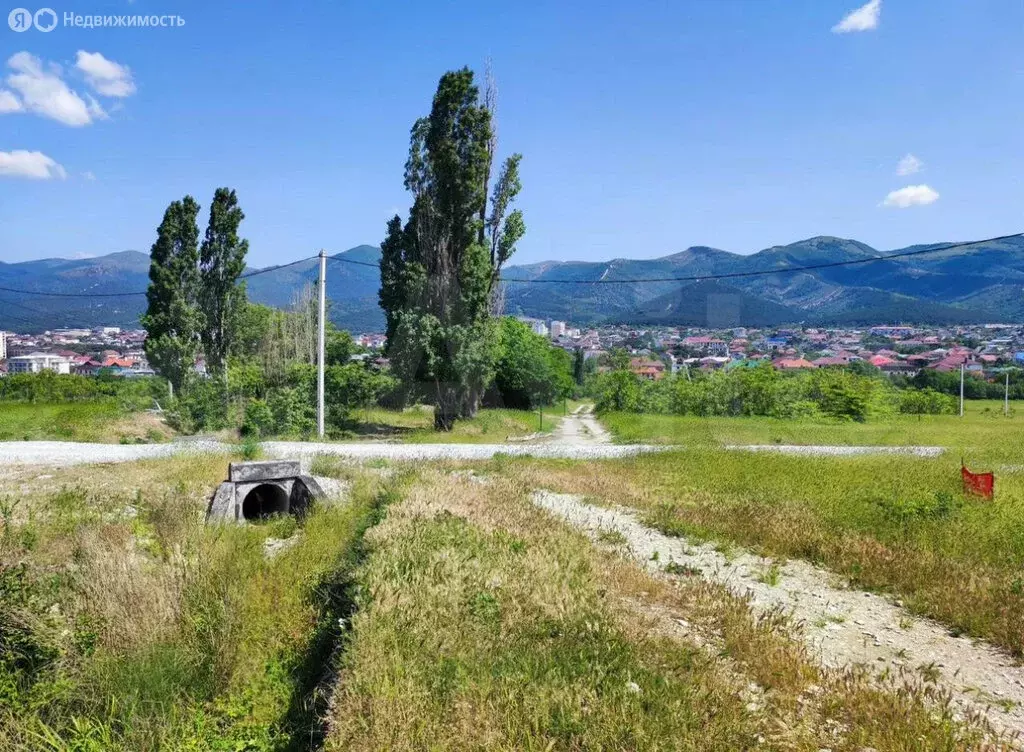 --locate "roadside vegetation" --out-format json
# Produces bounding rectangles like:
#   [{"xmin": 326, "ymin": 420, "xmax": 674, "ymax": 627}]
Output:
[
  {"xmin": 326, "ymin": 468, "xmax": 992, "ymax": 750},
  {"xmin": 0, "ymin": 453, "xmax": 396, "ymax": 749},
  {"xmin": 351, "ymin": 404, "xmax": 557, "ymax": 443},
  {"xmin": 603, "ymin": 398, "xmax": 1023, "ymax": 448},
  {"xmin": 0, "ymin": 372, "xmax": 171, "ymax": 444},
  {"xmin": 589, "ymin": 355, "xmax": 958, "ymax": 422},
  {"xmin": 506, "ymin": 444, "xmax": 1024, "ymax": 658}
]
